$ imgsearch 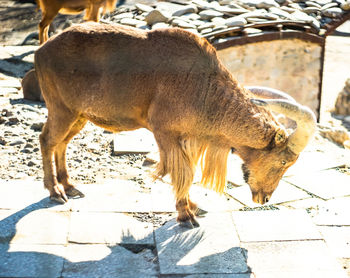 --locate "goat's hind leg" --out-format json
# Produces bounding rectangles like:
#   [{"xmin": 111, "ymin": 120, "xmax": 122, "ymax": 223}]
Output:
[
  {"xmin": 40, "ymin": 110, "xmax": 79, "ymax": 204},
  {"xmin": 55, "ymin": 117, "xmax": 87, "ymax": 199}
]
